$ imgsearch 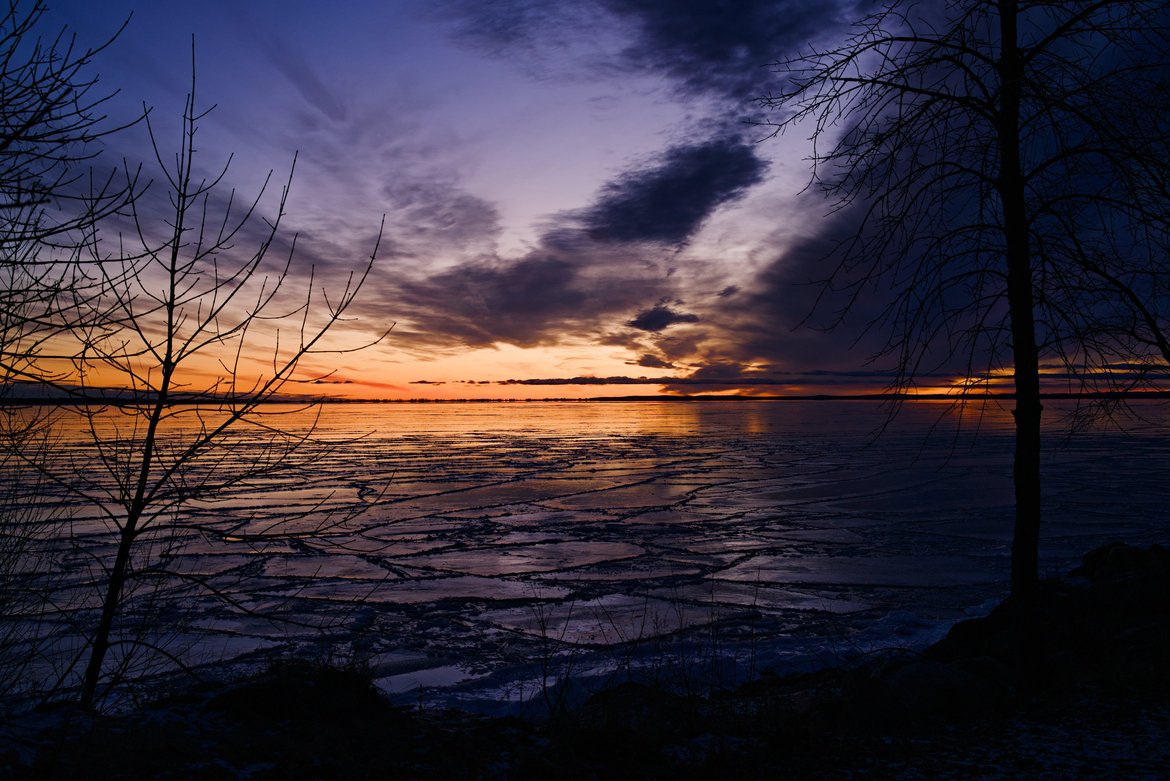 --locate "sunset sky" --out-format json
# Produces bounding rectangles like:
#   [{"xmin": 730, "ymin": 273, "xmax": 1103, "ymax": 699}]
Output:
[{"xmin": 47, "ymin": 0, "xmax": 1001, "ymax": 400}]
